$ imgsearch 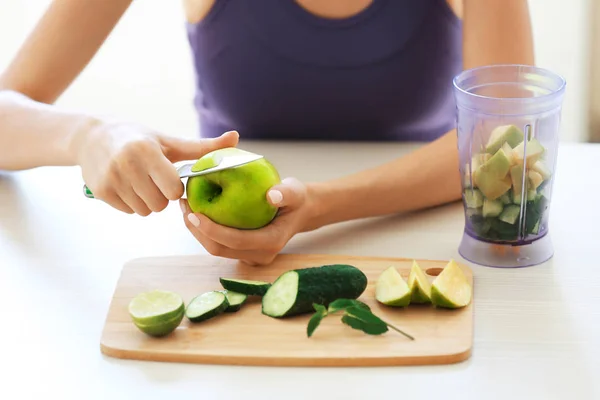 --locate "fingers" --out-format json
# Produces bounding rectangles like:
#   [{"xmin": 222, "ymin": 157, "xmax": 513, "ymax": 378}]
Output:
[
  {"xmin": 117, "ymin": 185, "xmax": 153, "ymax": 216},
  {"xmin": 266, "ymin": 177, "xmax": 307, "ymax": 210},
  {"xmin": 98, "ymin": 191, "xmax": 134, "ymax": 214},
  {"xmin": 188, "ymin": 208, "xmax": 286, "ymax": 253},
  {"xmin": 161, "ymin": 130, "xmax": 240, "ymax": 163},
  {"xmin": 131, "ymin": 174, "xmax": 170, "ymax": 212},
  {"xmin": 180, "ymin": 200, "xmax": 277, "ymax": 265},
  {"xmin": 180, "ymin": 199, "xmax": 283, "ymax": 265},
  {"xmin": 148, "ymin": 153, "xmax": 185, "ymax": 201}
]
